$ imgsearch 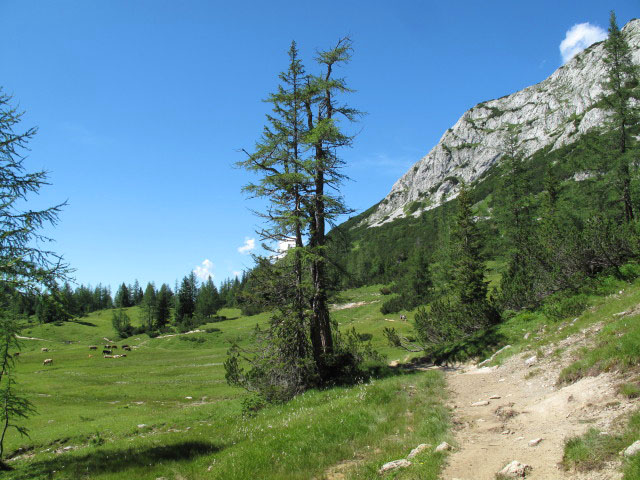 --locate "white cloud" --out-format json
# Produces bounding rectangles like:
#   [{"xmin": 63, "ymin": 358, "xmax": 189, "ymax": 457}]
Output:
[
  {"xmin": 238, "ymin": 237, "xmax": 256, "ymax": 255},
  {"xmin": 232, "ymin": 270, "xmax": 242, "ymax": 278},
  {"xmin": 193, "ymin": 259, "xmax": 214, "ymax": 281},
  {"xmin": 559, "ymin": 23, "xmax": 607, "ymax": 64}
]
